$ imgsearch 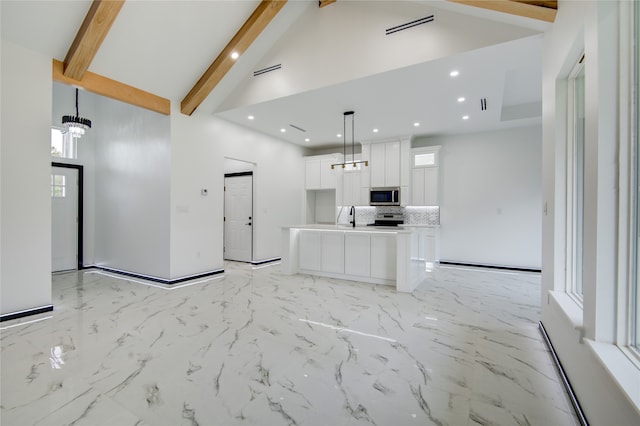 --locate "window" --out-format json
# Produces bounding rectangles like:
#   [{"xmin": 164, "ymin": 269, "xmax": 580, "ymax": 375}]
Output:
[
  {"xmin": 632, "ymin": 0, "xmax": 640, "ymax": 351},
  {"xmin": 51, "ymin": 127, "xmax": 77, "ymax": 159},
  {"xmin": 412, "ymin": 146, "xmax": 440, "ymax": 168},
  {"xmin": 567, "ymin": 55, "xmax": 586, "ymax": 300},
  {"xmin": 415, "ymin": 153, "xmax": 435, "ymax": 167},
  {"xmin": 51, "ymin": 174, "xmax": 66, "ymax": 198}
]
